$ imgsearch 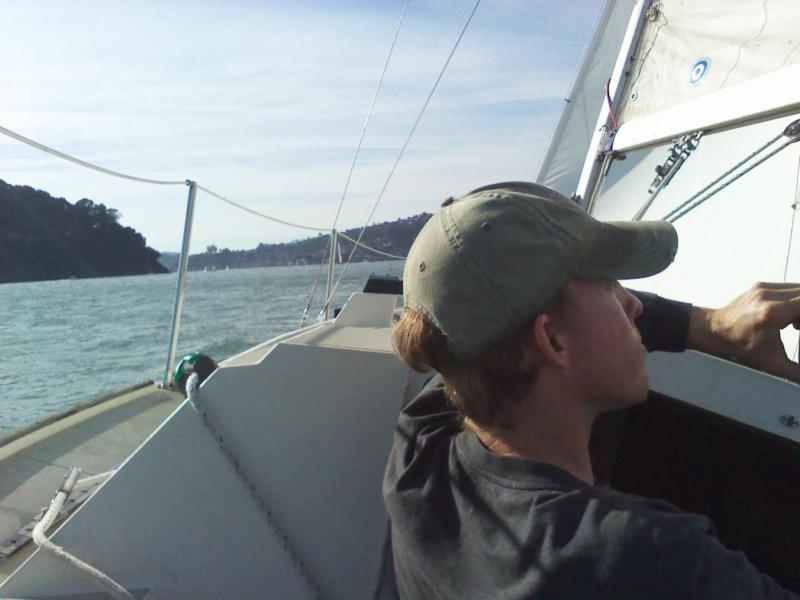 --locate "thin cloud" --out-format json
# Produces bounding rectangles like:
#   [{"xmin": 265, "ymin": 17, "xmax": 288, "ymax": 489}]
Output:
[{"xmin": 0, "ymin": 0, "xmax": 603, "ymax": 251}]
